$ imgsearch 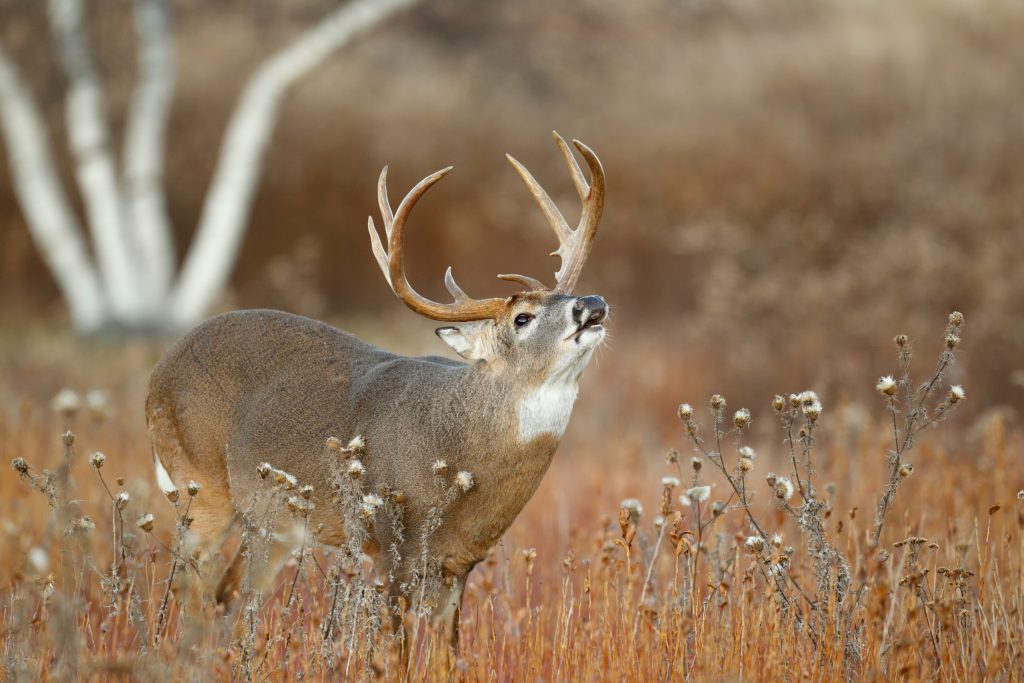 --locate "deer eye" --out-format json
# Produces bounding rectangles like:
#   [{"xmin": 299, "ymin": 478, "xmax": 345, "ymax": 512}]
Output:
[{"xmin": 514, "ymin": 313, "xmax": 535, "ymax": 328}]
